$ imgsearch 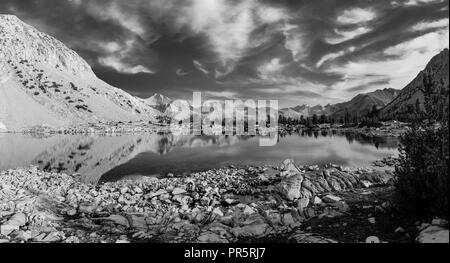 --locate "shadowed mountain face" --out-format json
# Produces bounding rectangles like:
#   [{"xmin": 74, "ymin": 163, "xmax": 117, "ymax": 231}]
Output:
[
  {"xmin": 380, "ymin": 49, "xmax": 449, "ymax": 118},
  {"xmin": 0, "ymin": 15, "xmax": 160, "ymax": 131},
  {"xmin": 330, "ymin": 88, "xmax": 400, "ymax": 118}
]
